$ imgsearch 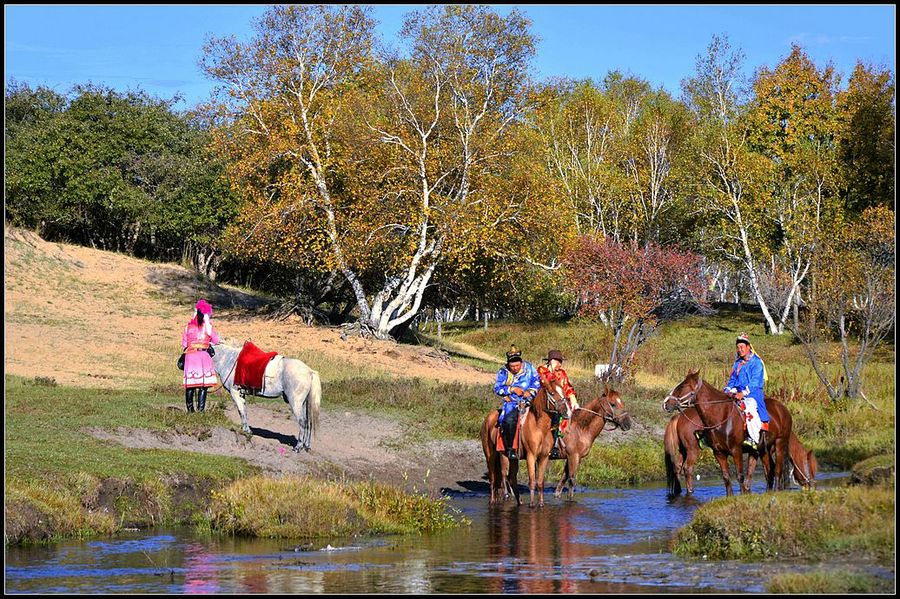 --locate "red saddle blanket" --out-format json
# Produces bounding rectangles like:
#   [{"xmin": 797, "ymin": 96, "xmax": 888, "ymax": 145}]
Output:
[{"xmin": 234, "ymin": 341, "xmax": 278, "ymax": 391}]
